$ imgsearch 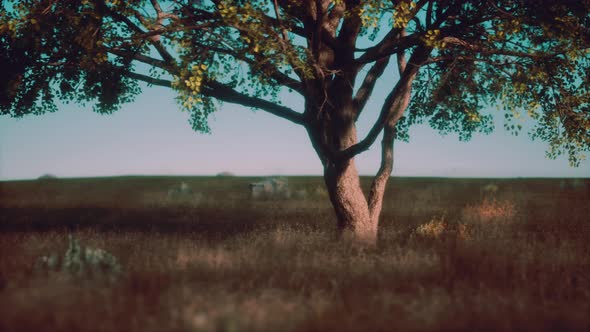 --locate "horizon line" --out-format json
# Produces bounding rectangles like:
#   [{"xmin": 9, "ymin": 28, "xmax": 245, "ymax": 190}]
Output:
[{"xmin": 2, "ymin": 173, "xmax": 588, "ymax": 182}]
